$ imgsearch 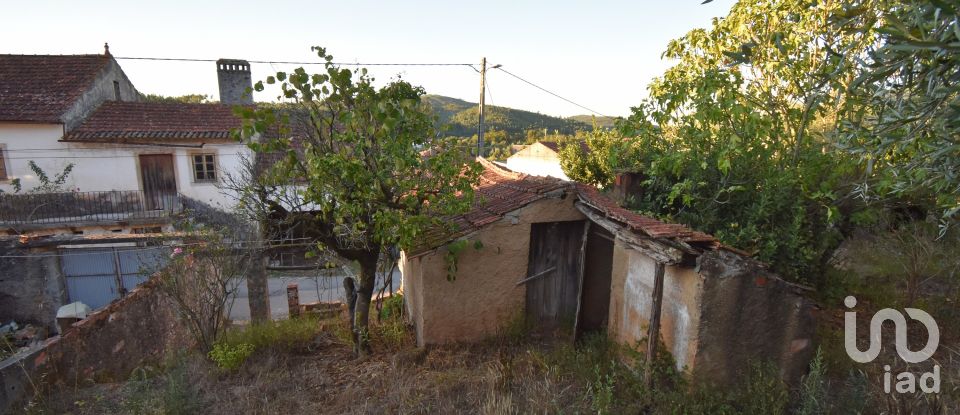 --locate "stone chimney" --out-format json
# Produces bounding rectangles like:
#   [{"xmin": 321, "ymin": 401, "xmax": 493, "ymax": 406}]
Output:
[{"xmin": 216, "ymin": 59, "xmax": 253, "ymax": 105}]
